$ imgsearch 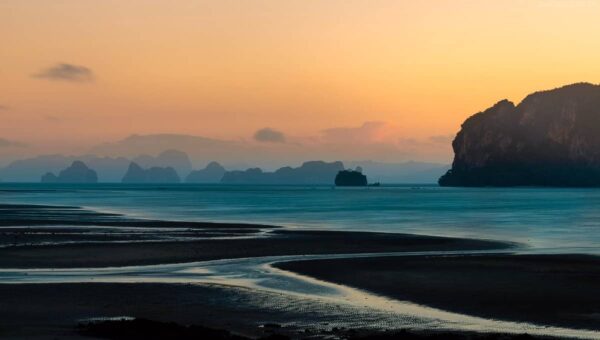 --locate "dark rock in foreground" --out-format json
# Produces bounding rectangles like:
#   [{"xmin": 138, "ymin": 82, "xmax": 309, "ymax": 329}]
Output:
[
  {"xmin": 440, "ymin": 83, "xmax": 600, "ymax": 187},
  {"xmin": 122, "ymin": 162, "xmax": 180, "ymax": 183},
  {"xmin": 335, "ymin": 170, "xmax": 367, "ymax": 186},
  {"xmin": 41, "ymin": 161, "xmax": 98, "ymax": 183},
  {"xmin": 221, "ymin": 161, "xmax": 344, "ymax": 185},
  {"xmin": 185, "ymin": 161, "xmax": 226, "ymax": 183}
]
